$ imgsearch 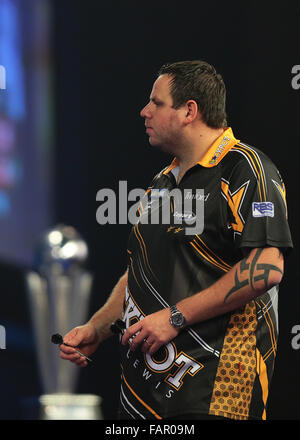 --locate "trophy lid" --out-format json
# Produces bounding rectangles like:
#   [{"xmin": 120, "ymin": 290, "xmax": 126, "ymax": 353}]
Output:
[{"xmin": 34, "ymin": 224, "xmax": 88, "ymax": 274}]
